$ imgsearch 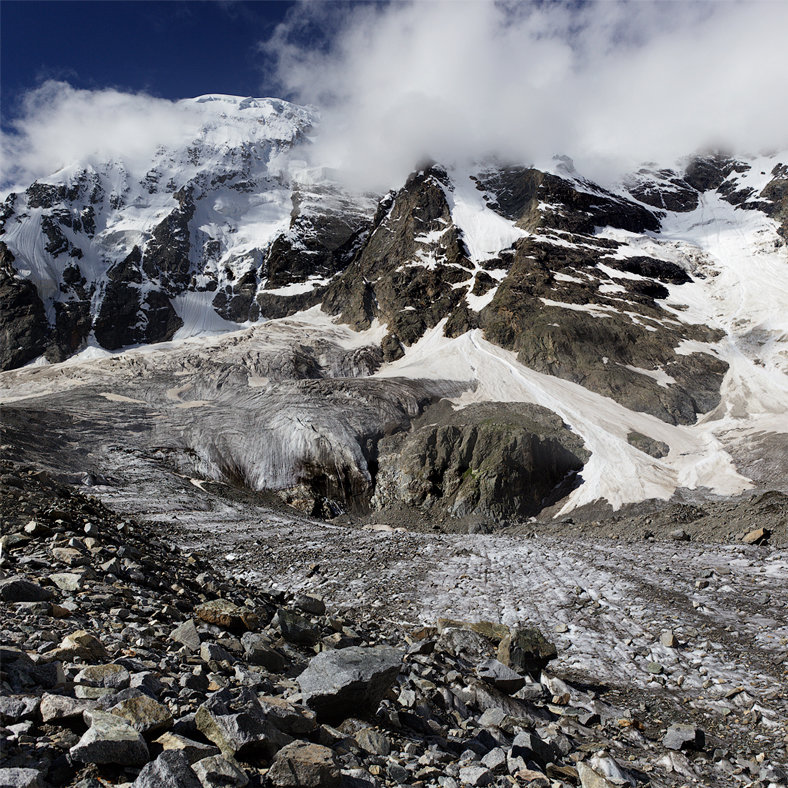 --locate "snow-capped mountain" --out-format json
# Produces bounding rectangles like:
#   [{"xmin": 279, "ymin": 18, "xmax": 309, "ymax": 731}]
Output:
[
  {"xmin": 1, "ymin": 94, "xmax": 375, "ymax": 364},
  {"xmin": 1, "ymin": 94, "xmax": 787, "ymax": 522}
]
